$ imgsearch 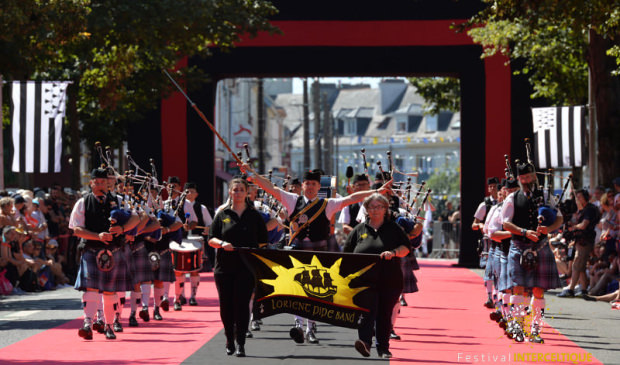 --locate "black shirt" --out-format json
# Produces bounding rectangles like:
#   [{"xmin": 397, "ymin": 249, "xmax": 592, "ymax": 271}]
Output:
[
  {"xmin": 576, "ymin": 203, "xmax": 599, "ymax": 243},
  {"xmin": 209, "ymin": 206, "xmax": 268, "ymax": 274},
  {"xmin": 343, "ymin": 220, "xmax": 411, "ymax": 290}
]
